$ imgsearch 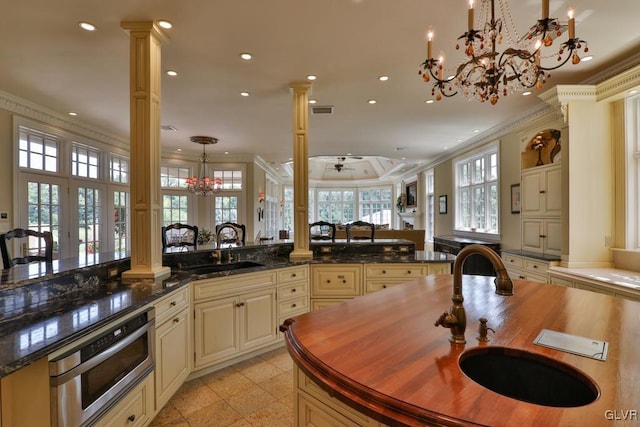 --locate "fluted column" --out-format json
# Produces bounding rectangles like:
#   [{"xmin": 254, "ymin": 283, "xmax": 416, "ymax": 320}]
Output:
[
  {"xmin": 121, "ymin": 21, "xmax": 171, "ymax": 280},
  {"xmin": 289, "ymin": 82, "xmax": 313, "ymax": 261}
]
